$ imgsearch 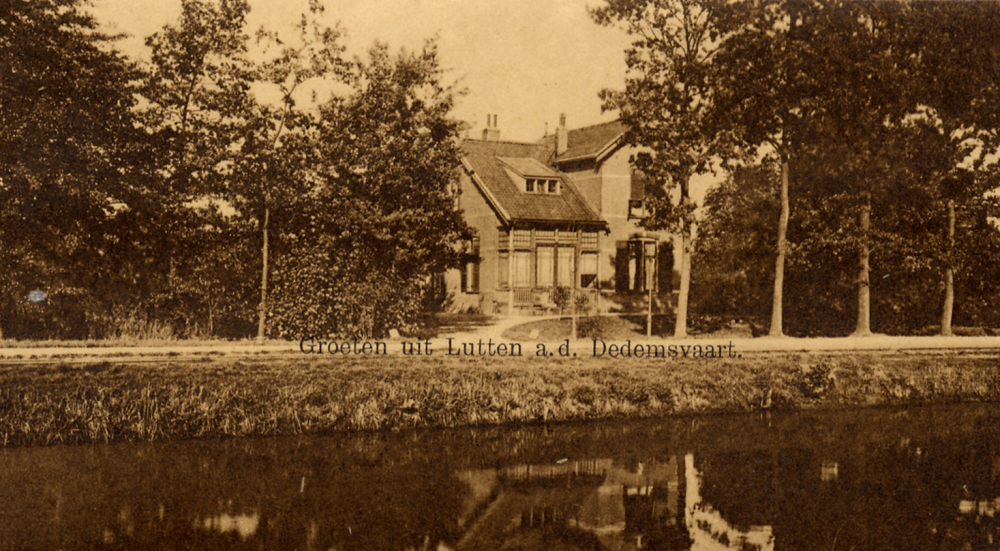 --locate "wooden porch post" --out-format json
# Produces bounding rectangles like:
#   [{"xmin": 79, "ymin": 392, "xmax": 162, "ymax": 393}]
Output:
[{"xmin": 596, "ymin": 232, "xmax": 602, "ymax": 314}]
